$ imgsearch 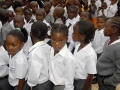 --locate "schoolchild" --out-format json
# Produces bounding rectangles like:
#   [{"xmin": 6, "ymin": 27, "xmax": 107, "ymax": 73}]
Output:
[
  {"xmin": 30, "ymin": 1, "xmax": 38, "ymax": 20},
  {"xmin": 97, "ymin": 17, "xmax": 120, "ymax": 90},
  {"xmin": 27, "ymin": 21, "xmax": 53, "ymax": 90},
  {"xmin": 24, "ymin": 8, "xmax": 34, "ymax": 35},
  {"xmin": 72, "ymin": 20, "xmax": 97, "ymax": 90},
  {"xmin": 43, "ymin": 1, "xmax": 54, "ymax": 24},
  {"xmin": 0, "ymin": 8, "xmax": 13, "ymax": 45},
  {"xmin": 13, "ymin": 15, "xmax": 32, "ymax": 53},
  {"xmin": 49, "ymin": 23, "xmax": 76, "ymax": 90},
  {"xmin": 53, "ymin": 7, "xmax": 64, "ymax": 24},
  {"xmin": 5, "ymin": 29, "xmax": 28, "ymax": 90},
  {"xmin": 0, "ymin": 45, "xmax": 12, "ymax": 90}
]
